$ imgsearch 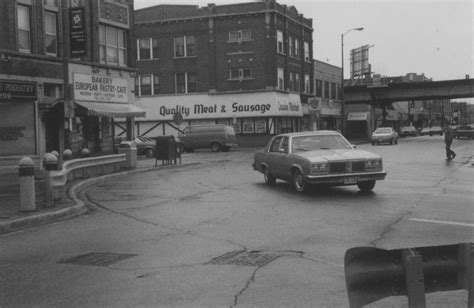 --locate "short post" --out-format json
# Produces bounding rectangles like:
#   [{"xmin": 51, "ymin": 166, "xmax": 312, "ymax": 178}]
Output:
[
  {"xmin": 18, "ymin": 157, "xmax": 36, "ymax": 212},
  {"xmin": 81, "ymin": 148, "xmax": 90, "ymax": 157},
  {"xmin": 402, "ymin": 248, "xmax": 426, "ymax": 308},
  {"xmin": 63, "ymin": 149, "xmax": 72, "ymax": 161},
  {"xmin": 43, "ymin": 153, "xmax": 58, "ymax": 208}
]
